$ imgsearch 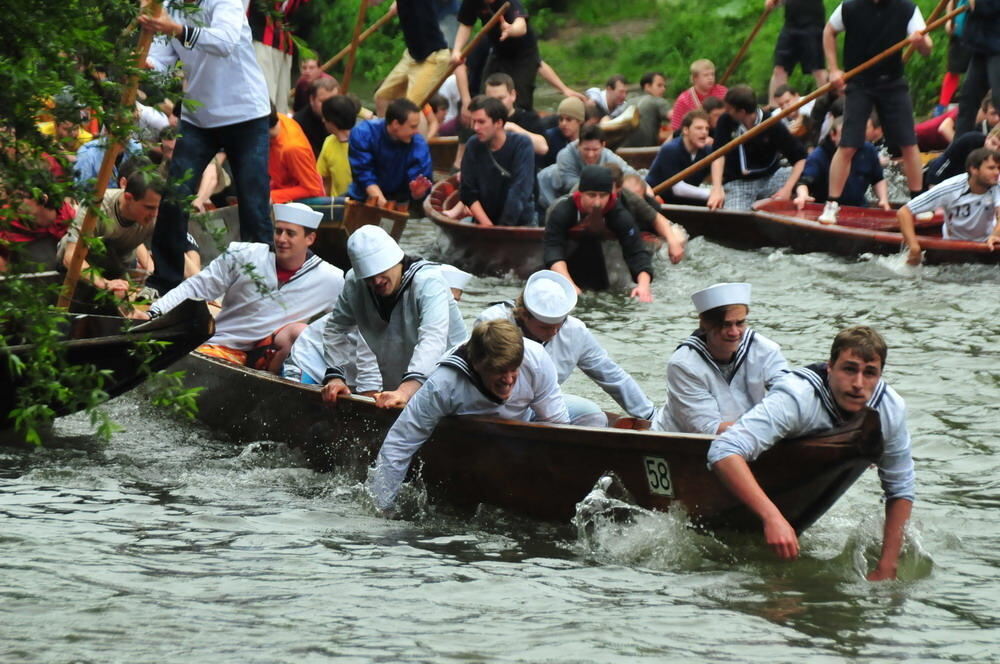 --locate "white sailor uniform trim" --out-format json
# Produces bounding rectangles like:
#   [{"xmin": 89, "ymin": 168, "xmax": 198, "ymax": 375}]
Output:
[{"xmin": 679, "ymin": 329, "xmax": 758, "ymax": 384}]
